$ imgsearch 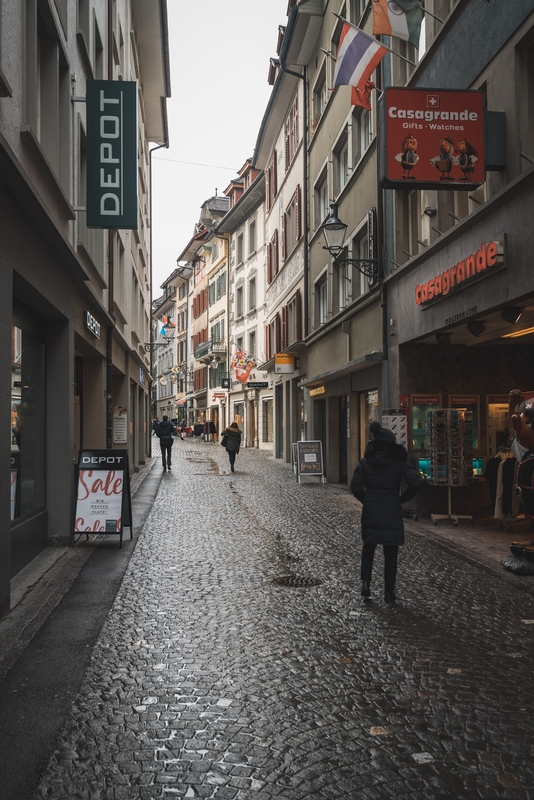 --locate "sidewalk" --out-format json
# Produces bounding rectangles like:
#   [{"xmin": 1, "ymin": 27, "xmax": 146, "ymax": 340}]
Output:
[{"xmin": 0, "ymin": 455, "xmax": 158, "ymax": 680}]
